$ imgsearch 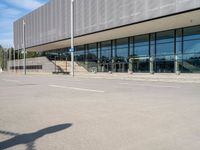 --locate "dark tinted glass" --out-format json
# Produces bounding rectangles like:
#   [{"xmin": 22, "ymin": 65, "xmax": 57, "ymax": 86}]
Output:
[
  {"xmin": 134, "ymin": 35, "xmax": 149, "ymax": 57},
  {"xmin": 87, "ymin": 43, "xmax": 97, "ymax": 62},
  {"xmin": 75, "ymin": 45, "xmax": 85, "ymax": 61},
  {"xmin": 101, "ymin": 41, "xmax": 112, "ymax": 62},
  {"xmin": 183, "ymin": 26, "xmax": 200, "ymax": 54},
  {"xmin": 156, "ymin": 30, "xmax": 174, "ymax": 56},
  {"xmin": 116, "ymin": 38, "xmax": 129, "ymax": 61}
]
